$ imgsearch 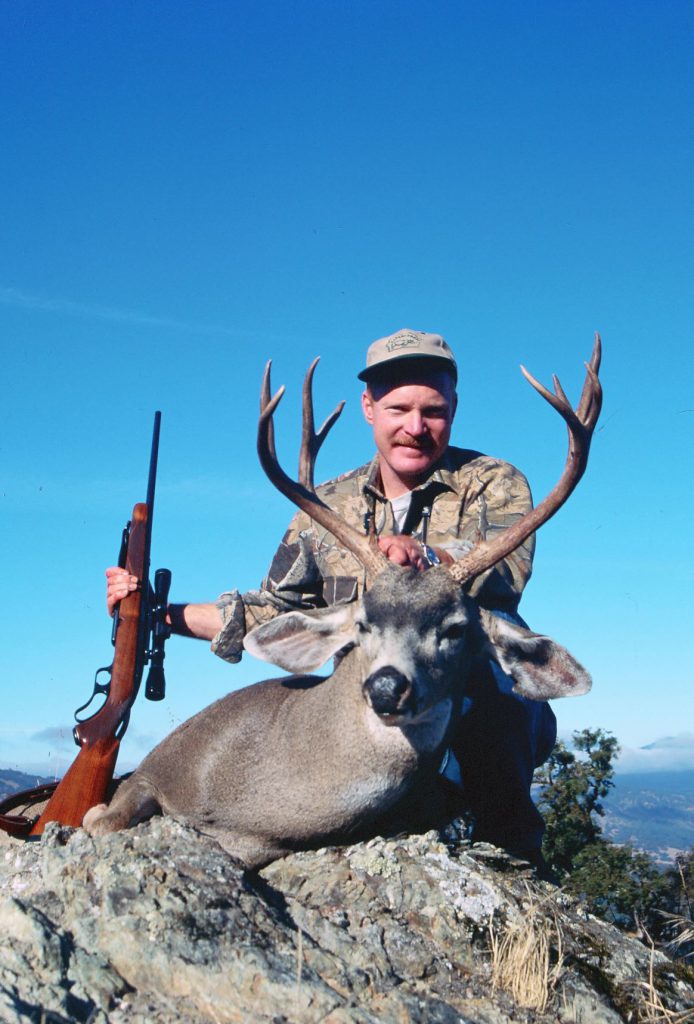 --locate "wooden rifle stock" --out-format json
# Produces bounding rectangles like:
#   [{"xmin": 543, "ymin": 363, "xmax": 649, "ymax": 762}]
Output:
[
  {"xmin": 29, "ymin": 504, "xmax": 150, "ymax": 834},
  {"xmin": 0, "ymin": 412, "xmax": 168, "ymax": 839}
]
